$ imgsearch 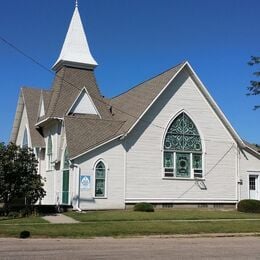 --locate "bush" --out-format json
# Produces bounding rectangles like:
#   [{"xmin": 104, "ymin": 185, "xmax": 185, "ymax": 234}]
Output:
[
  {"xmin": 237, "ymin": 199, "xmax": 260, "ymax": 213},
  {"xmin": 19, "ymin": 230, "xmax": 30, "ymax": 239},
  {"xmin": 134, "ymin": 203, "xmax": 154, "ymax": 212},
  {"xmin": 8, "ymin": 211, "xmax": 20, "ymax": 218},
  {"xmin": 34, "ymin": 205, "xmax": 57, "ymax": 214}
]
